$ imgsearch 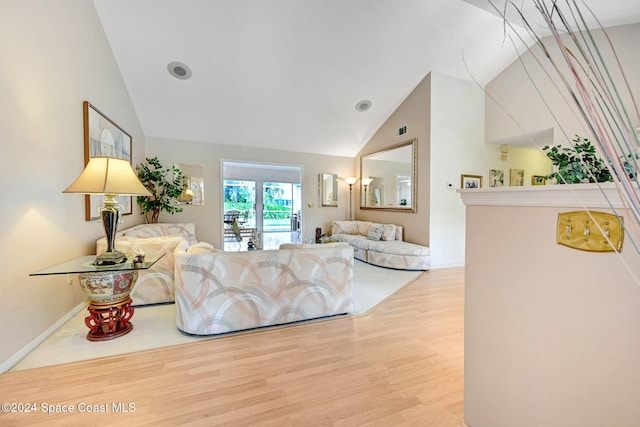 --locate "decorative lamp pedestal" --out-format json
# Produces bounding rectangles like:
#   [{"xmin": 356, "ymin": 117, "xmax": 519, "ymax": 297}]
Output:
[{"xmin": 80, "ymin": 270, "xmax": 138, "ymax": 341}]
